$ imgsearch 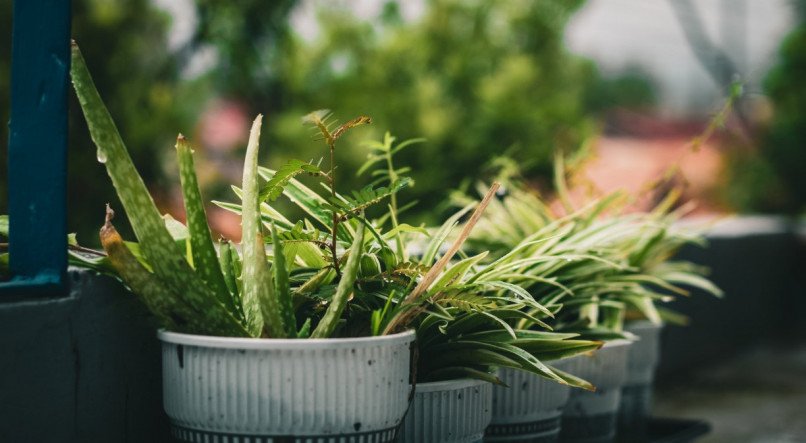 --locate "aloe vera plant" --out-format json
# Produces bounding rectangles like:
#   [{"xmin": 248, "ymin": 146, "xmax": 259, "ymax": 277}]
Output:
[
  {"xmin": 72, "ymin": 42, "xmax": 248, "ymax": 337},
  {"xmin": 71, "ymin": 42, "xmax": 376, "ymax": 339}
]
